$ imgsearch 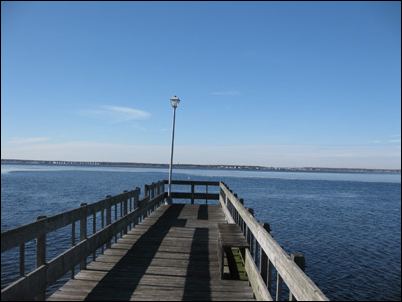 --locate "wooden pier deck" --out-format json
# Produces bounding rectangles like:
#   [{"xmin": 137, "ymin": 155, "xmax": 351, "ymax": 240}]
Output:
[{"xmin": 47, "ymin": 204, "xmax": 255, "ymax": 301}]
